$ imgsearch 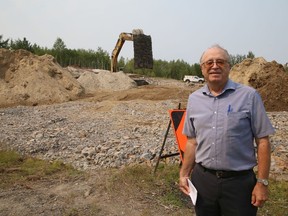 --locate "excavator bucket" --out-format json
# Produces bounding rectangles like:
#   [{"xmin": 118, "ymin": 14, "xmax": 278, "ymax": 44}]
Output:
[
  {"xmin": 133, "ymin": 34, "xmax": 153, "ymax": 69},
  {"xmin": 111, "ymin": 30, "xmax": 153, "ymax": 72}
]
